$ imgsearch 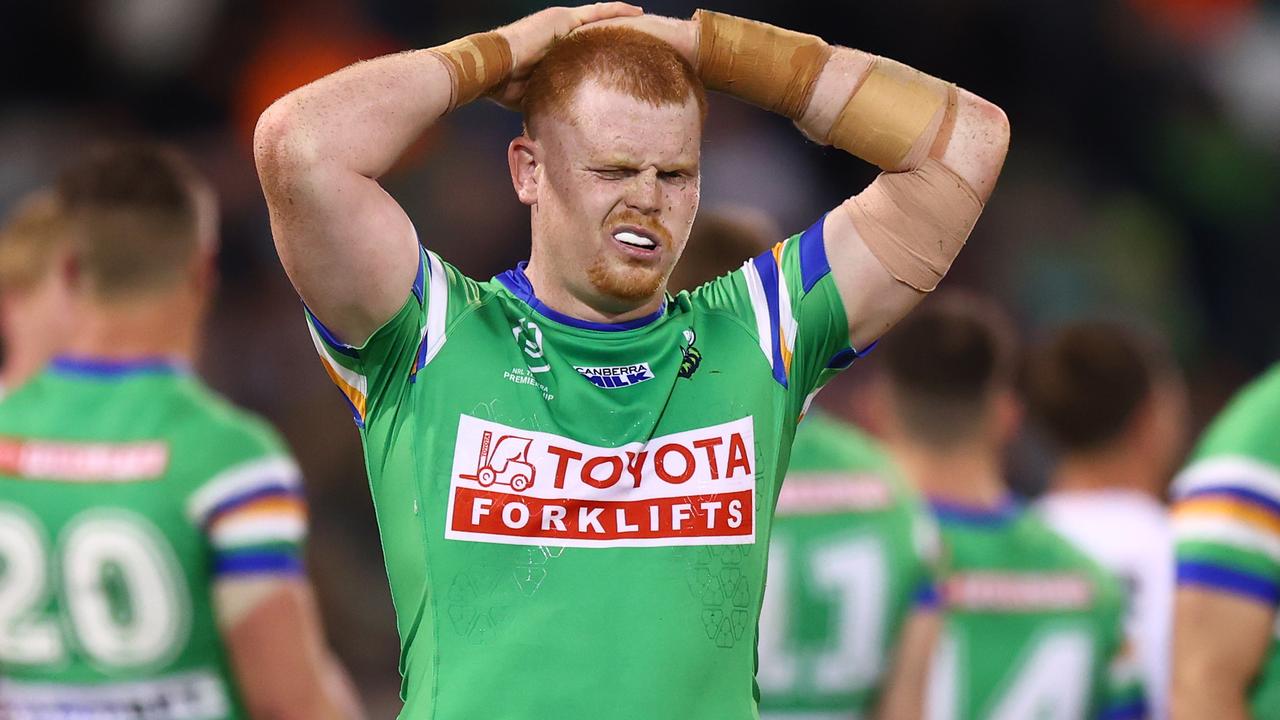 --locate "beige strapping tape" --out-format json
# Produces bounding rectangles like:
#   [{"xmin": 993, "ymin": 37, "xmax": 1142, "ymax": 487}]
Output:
[
  {"xmin": 695, "ymin": 10, "xmax": 832, "ymax": 120},
  {"xmin": 843, "ymin": 158, "xmax": 984, "ymax": 292},
  {"xmin": 428, "ymin": 32, "xmax": 513, "ymax": 112},
  {"xmin": 828, "ymin": 57, "xmax": 949, "ymax": 171}
]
